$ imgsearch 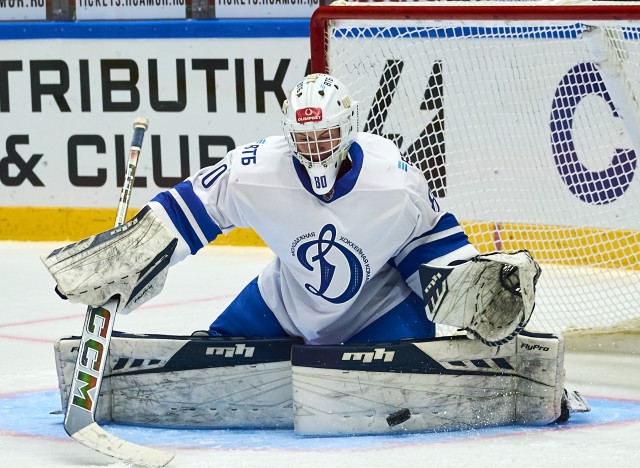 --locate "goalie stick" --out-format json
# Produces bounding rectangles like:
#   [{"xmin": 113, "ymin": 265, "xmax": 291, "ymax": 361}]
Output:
[{"xmin": 62, "ymin": 118, "xmax": 174, "ymax": 467}]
